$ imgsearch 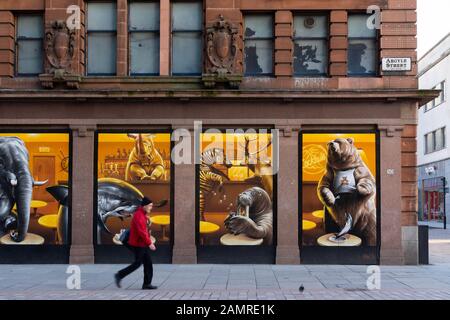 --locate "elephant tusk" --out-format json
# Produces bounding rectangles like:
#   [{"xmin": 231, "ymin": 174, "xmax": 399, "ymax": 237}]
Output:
[
  {"xmin": 10, "ymin": 179, "xmax": 18, "ymax": 186},
  {"xmin": 33, "ymin": 179, "xmax": 48, "ymax": 187}
]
